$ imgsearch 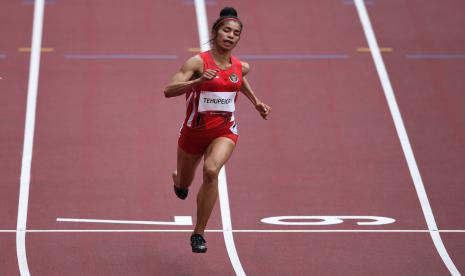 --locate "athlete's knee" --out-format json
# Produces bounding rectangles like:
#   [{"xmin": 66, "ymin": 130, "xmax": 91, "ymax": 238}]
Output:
[{"xmin": 203, "ymin": 162, "xmax": 221, "ymax": 183}]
